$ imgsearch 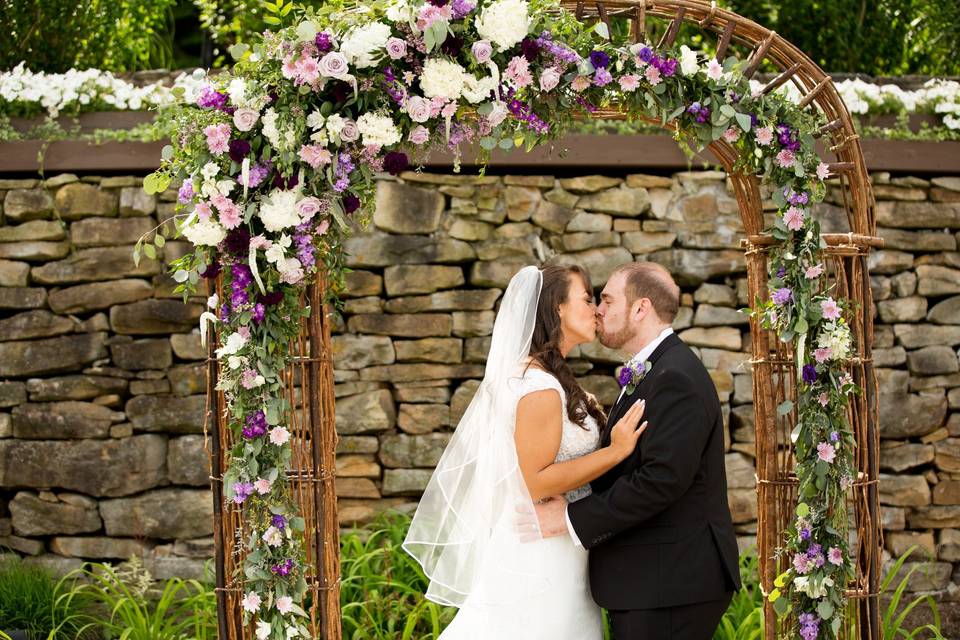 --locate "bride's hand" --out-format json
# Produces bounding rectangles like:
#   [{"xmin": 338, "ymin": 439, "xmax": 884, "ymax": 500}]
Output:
[{"xmin": 608, "ymin": 399, "xmax": 647, "ymax": 461}]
